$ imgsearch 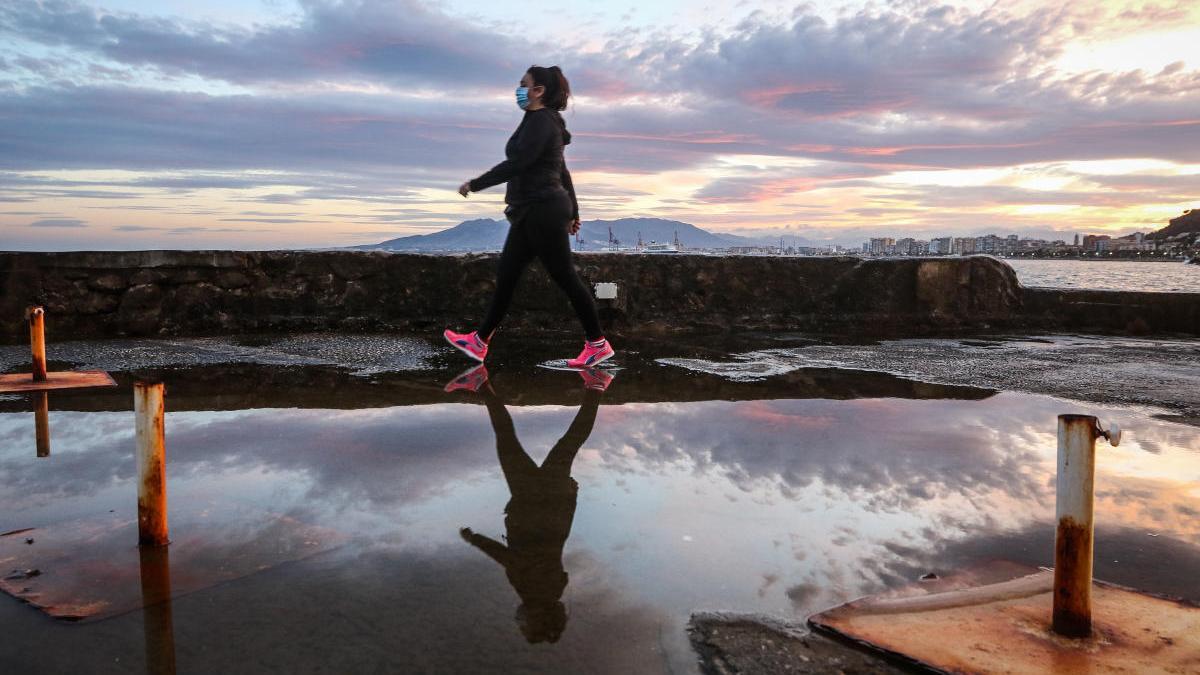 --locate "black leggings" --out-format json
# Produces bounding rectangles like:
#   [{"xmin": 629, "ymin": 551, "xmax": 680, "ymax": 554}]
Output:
[{"xmin": 478, "ymin": 194, "xmax": 603, "ymax": 341}]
